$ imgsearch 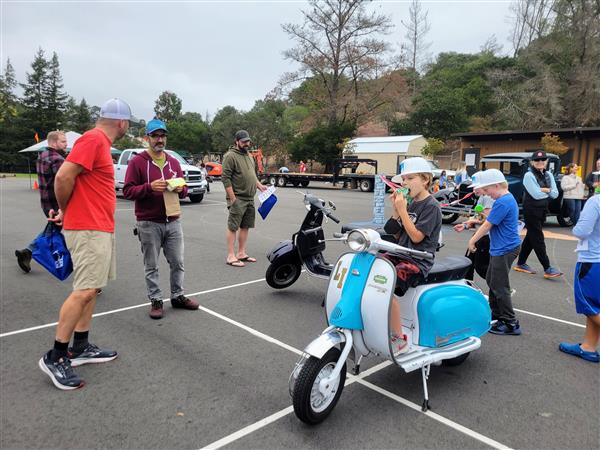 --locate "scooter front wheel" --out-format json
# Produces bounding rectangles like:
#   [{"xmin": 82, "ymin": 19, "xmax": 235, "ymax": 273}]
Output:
[
  {"xmin": 265, "ymin": 262, "xmax": 301, "ymax": 289},
  {"xmin": 292, "ymin": 347, "xmax": 346, "ymax": 424}
]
